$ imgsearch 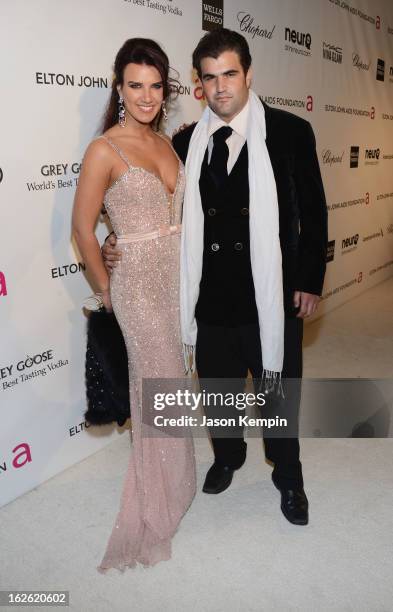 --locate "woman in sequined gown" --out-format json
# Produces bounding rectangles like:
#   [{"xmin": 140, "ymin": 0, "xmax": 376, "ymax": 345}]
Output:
[{"xmin": 72, "ymin": 39, "xmax": 196, "ymax": 571}]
